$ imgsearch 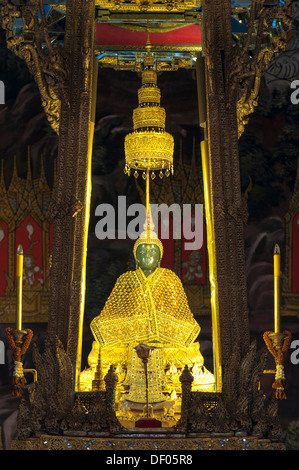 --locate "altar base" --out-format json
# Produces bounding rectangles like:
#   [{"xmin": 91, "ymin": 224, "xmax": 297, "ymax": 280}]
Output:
[
  {"xmin": 11, "ymin": 432, "xmax": 285, "ymax": 450},
  {"xmin": 135, "ymin": 417, "xmax": 162, "ymax": 428}
]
